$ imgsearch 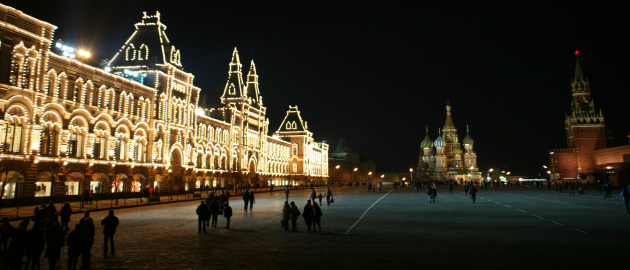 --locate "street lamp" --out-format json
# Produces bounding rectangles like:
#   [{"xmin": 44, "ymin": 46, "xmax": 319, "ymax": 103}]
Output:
[
  {"xmin": 335, "ymin": 165, "xmax": 340, "ymax": 186},
  {"xmin": 409, "ymin": 168, "xmax": 413, "ymax": 184},
  {"xmin": 368, "ymin": 171, "xmax": 372, "ymax": 186},
  {"xmin": 487, "ymin": 168, "xmax": 494, "ymax": 188},
  {"xmin": 352, "ymin": 168, "xmax": 358, "ymax": 187}
]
